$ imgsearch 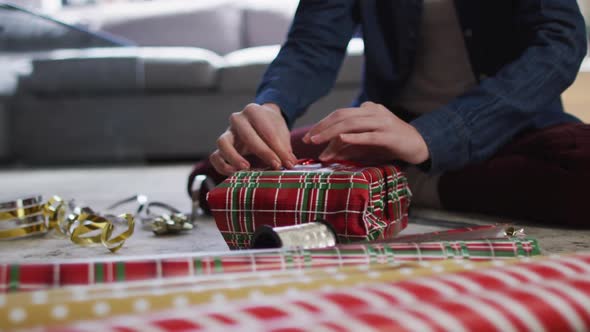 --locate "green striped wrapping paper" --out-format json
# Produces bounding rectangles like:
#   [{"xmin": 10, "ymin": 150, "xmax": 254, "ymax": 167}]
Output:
[{"xmin": 0, "ymin": 237, "xmax": 540, "ymax": 292}]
